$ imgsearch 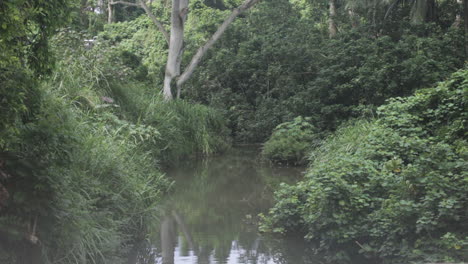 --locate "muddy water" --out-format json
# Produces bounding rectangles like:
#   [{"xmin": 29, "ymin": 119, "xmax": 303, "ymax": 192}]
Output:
[{"xmin": 133, "ymin": 146, "xmax": 321, "ymax": 264}]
